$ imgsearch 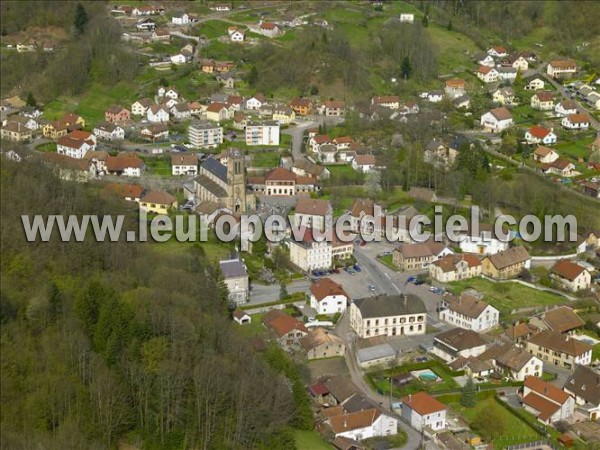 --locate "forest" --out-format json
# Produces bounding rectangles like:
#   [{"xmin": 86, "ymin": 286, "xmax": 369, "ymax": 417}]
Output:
[{"xmin": 0, "ymin": 158, "xmax": 308, "ymax": 449}]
